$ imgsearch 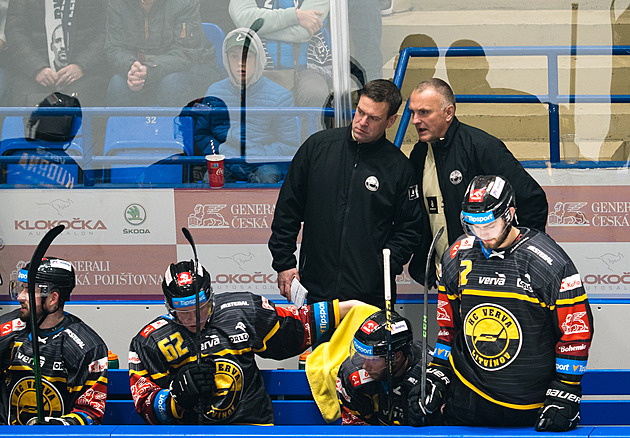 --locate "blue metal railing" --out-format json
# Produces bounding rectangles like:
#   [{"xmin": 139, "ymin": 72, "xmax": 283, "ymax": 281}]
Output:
[
  {"xmin": 0, "ymin": 106, "xmax": 328, "ymax": 187},
  {"xmin": 392, "ymin": 45, "xmax": 630, "ymax": 164}
]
